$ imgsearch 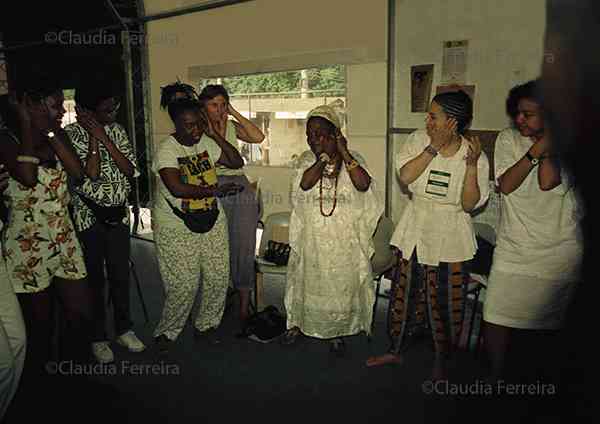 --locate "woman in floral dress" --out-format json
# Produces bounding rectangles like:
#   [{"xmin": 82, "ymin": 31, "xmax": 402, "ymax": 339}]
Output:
[{"xmin": 0, "ymin": 74, "xmax": 92, "ymax": 379}]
